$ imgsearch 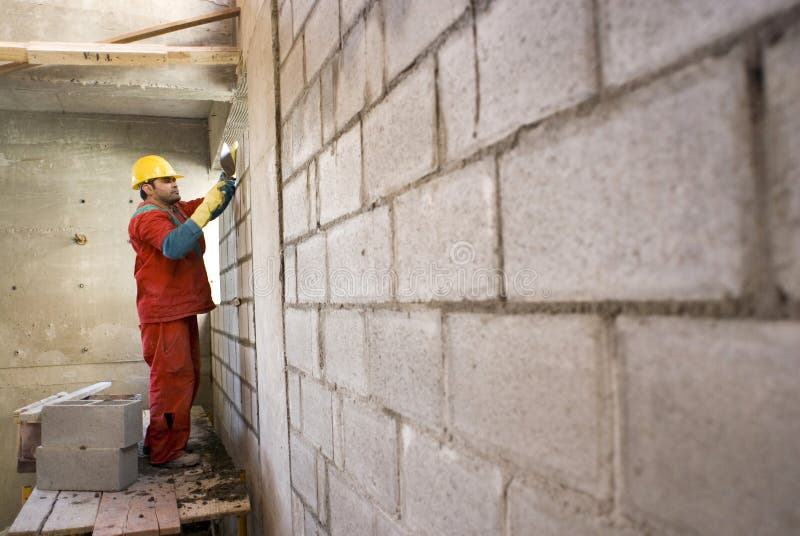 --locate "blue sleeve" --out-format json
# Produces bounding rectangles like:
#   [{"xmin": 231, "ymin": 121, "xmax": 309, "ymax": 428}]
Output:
[
  {"xmin": 210, "ymin": 179, "xmax": 237, "ymax": 222},
  {"xmin": 162, "ymin": 219, "xmax": 203, "ymax": 259}
]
